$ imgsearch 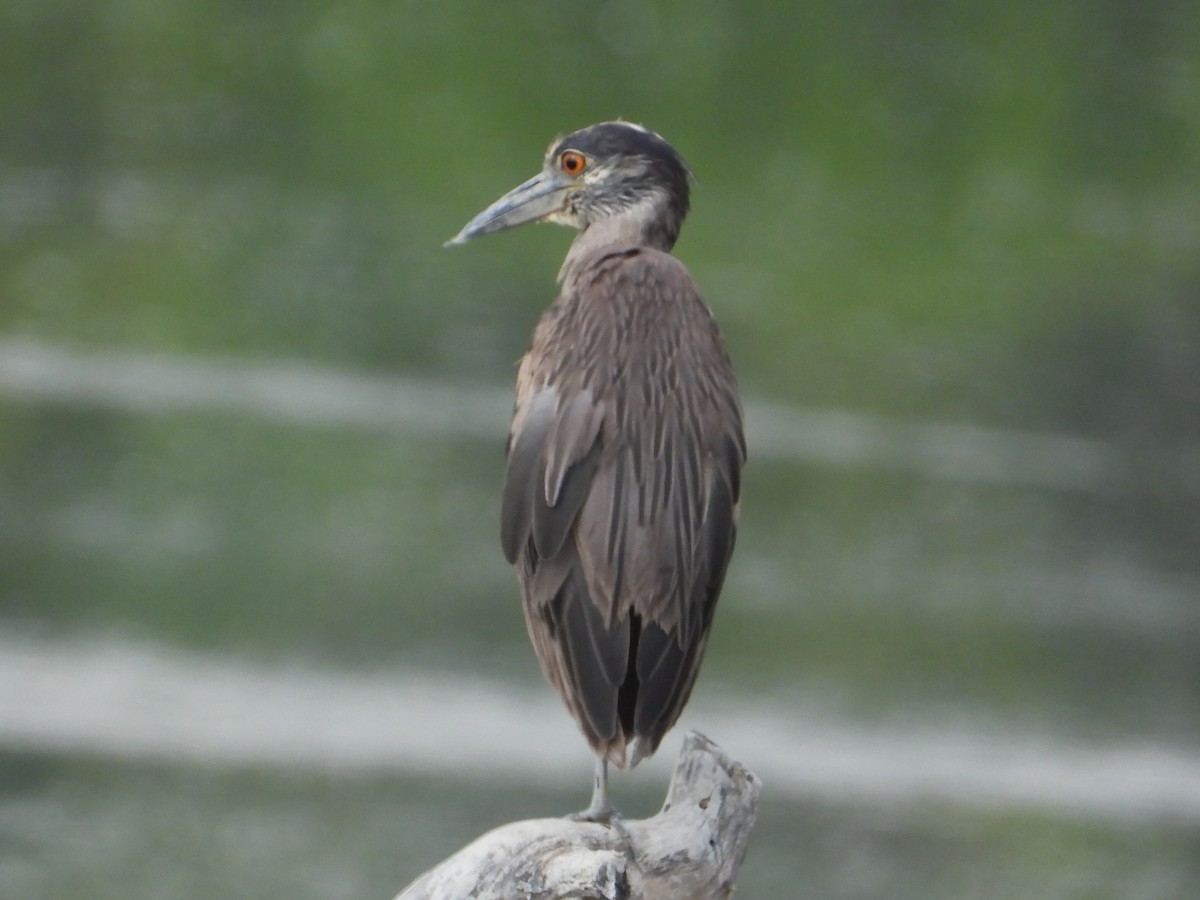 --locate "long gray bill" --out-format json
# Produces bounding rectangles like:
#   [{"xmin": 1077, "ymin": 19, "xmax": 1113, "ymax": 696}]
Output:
[{"xmin": 445, "ymin": 169, "xmax": 574, "ymax": 246}]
